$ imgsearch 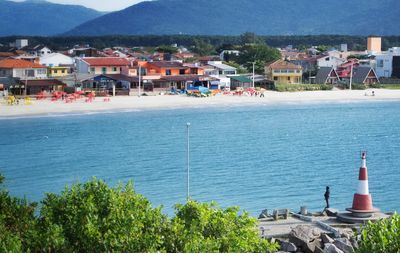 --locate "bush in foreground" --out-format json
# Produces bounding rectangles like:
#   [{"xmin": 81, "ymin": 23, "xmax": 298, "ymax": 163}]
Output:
[
  {"xmin": 357, "ymin": 213, "xmax": 400, "ymax": 253},
  {"xmin": 0, "ymin": 175, "xmax": 278, "ymax": 252}
]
